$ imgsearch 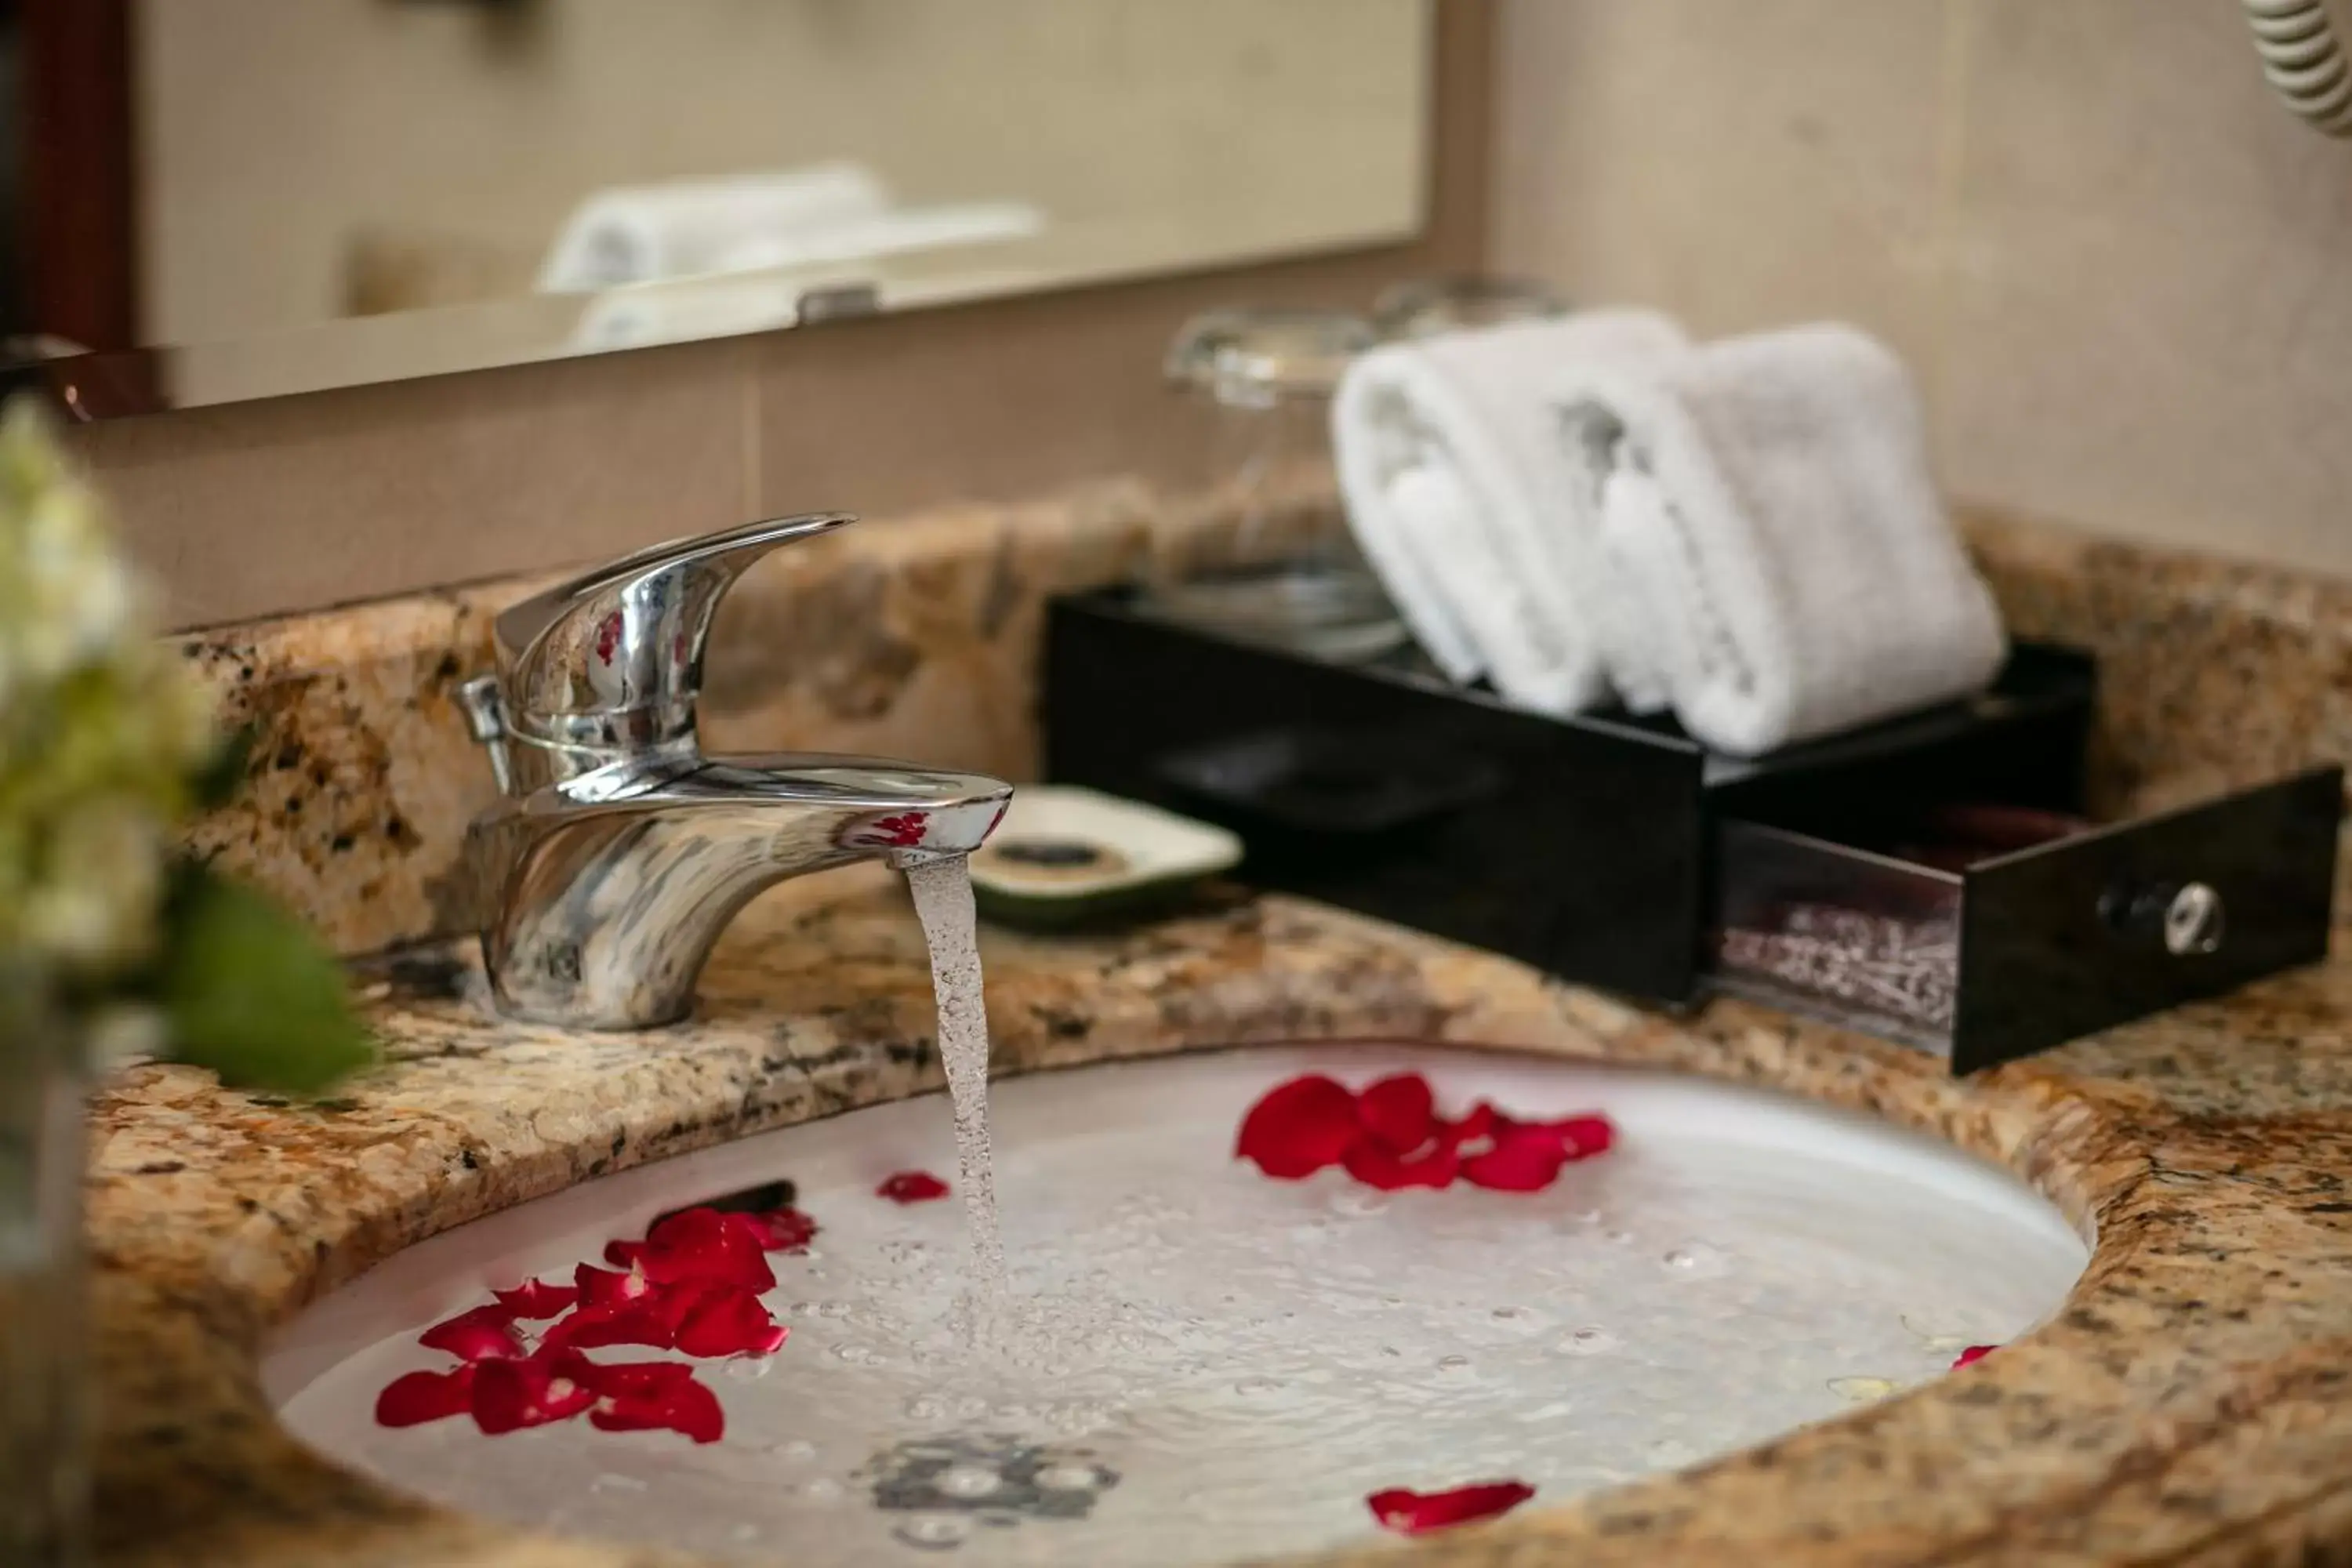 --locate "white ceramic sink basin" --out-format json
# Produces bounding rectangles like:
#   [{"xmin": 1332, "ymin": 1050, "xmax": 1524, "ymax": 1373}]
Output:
[{"xmin": 266, "ymin": 1046, "xmax": 2087, "ymax": 1566}]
